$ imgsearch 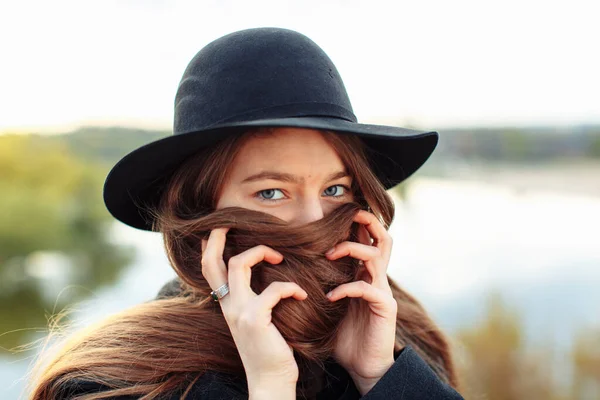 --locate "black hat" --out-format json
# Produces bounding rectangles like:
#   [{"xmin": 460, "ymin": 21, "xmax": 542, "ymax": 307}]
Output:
[{"xmin": 103, "ymin": 27, "xmax": 438, "ymax": 231}]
